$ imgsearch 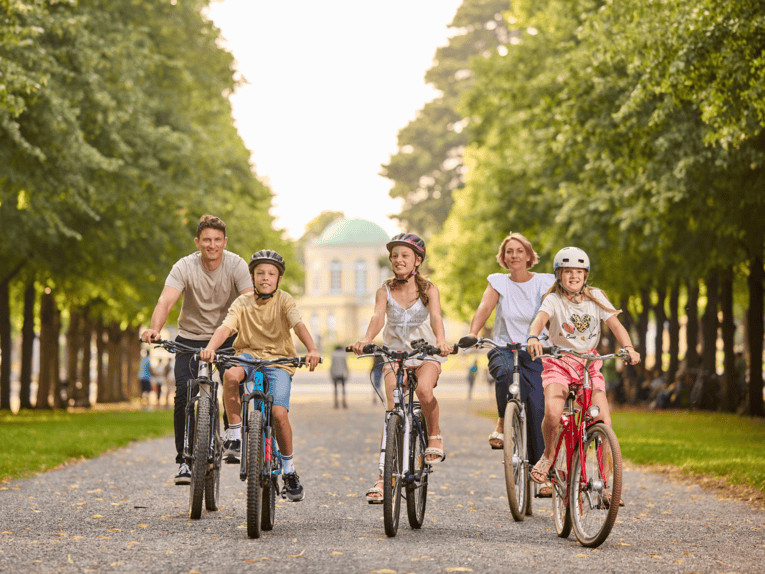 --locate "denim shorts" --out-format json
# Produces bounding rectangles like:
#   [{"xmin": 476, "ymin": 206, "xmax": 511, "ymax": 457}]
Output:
[{"xmin": 239, "ymin": 354, "xmax": 293, "ymax": 410}]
